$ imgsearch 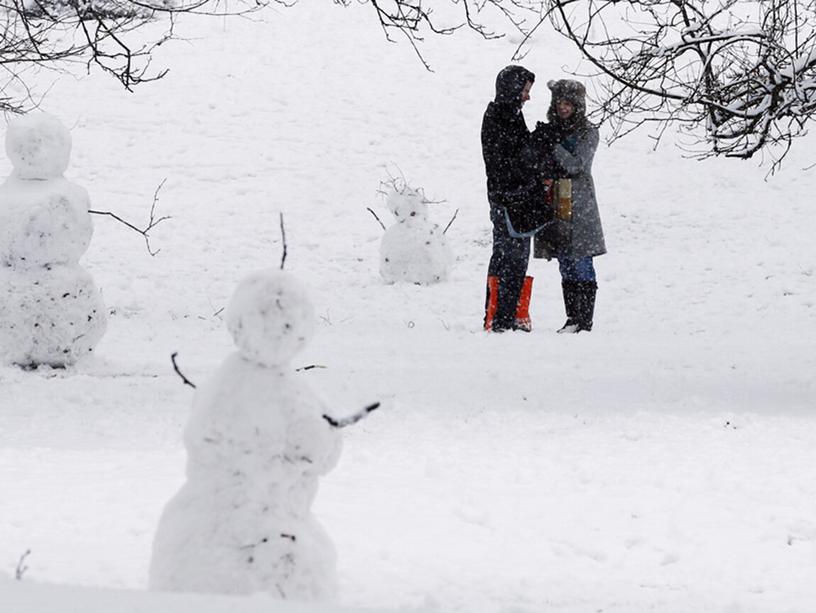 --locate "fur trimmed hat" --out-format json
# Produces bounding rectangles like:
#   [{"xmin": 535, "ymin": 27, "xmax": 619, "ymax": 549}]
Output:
[{"xmin": 547, "ymin": 79, "xmax": 587, "ymax": 123}]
